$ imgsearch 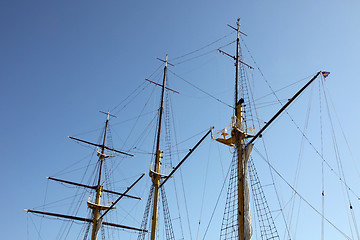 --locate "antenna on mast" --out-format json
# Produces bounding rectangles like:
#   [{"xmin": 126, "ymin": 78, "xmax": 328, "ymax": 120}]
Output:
[{"xmin": 235, "ymin": 18, "xmax": 241, "ymax": 107}]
